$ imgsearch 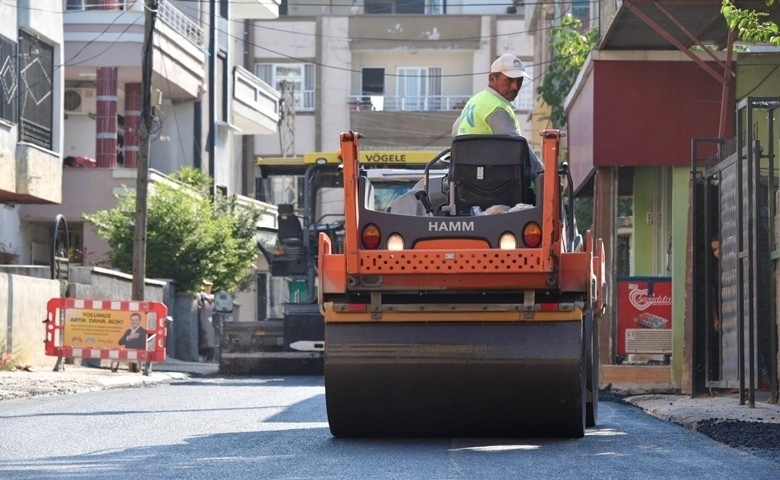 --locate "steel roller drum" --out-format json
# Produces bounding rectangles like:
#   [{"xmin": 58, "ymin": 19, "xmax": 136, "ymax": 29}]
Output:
[{"xmin": 325, "ymin": 320, "xmax": 586, "ymax": 438}]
